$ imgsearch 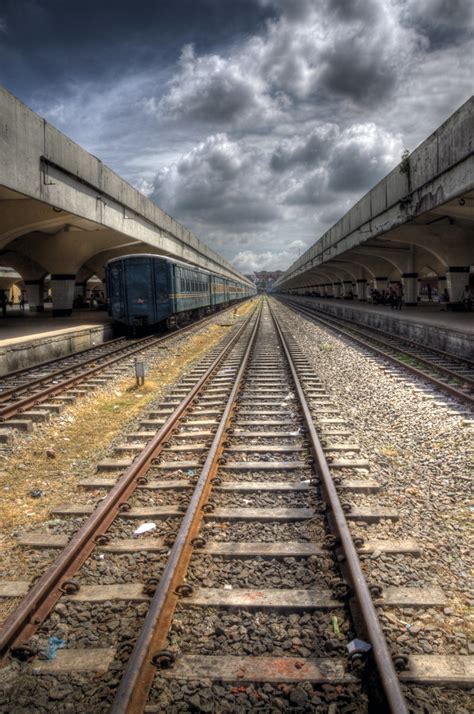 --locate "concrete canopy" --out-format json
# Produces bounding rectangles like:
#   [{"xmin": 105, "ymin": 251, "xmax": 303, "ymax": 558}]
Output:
[
  {"xmin": 275, "ymin": 97, "xmax": 474, "ymax": 303},
  {"xmin": 0, "ymin": 85, "xmax": 253, "ymax": 312}
]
